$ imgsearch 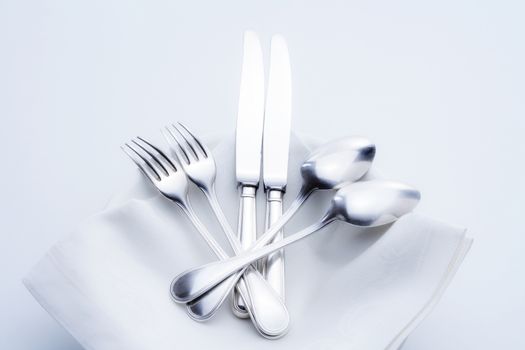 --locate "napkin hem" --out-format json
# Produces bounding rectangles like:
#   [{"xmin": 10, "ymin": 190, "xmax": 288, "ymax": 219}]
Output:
[
  {"xmin": 388, "ymin": 231, "xmax": 473, "ymax": 349},
  {"xmin": 23, "ymin": 254, "xmax": 97, "ymax": 350}
]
